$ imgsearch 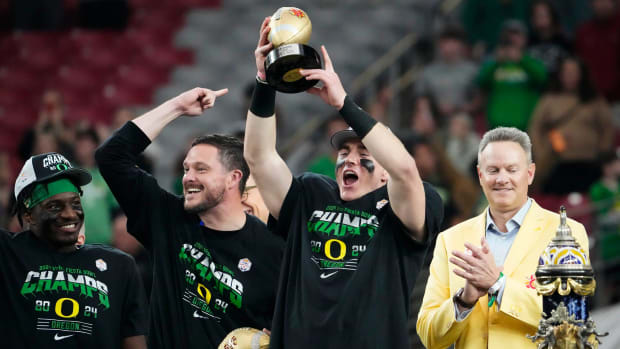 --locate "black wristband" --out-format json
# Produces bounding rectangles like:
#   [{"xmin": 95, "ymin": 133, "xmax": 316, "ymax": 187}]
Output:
[
  {"xmin": 338, "ymin": 95, "xmax": 377, "ymax": 139},
  {"xmin": 249, "ymin": 78, "xmax": 276, "ymax": 118}
]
